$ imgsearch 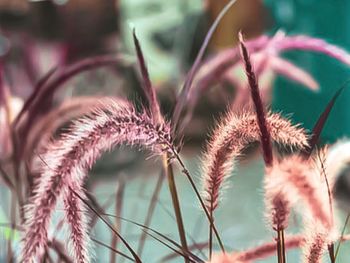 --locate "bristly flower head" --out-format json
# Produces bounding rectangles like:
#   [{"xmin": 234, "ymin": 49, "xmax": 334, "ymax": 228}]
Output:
[
  {"xmin": 280, "ymin": 155, "xmax": 333, "ymax": 230},
  {"xmin": 21, "ymin": 98, "xmax": 175, "ymax": 262},
  {"xmin": 264, "ymin": 164, "xmax": 294, "ymax": 232},
  {"xmin": 265, "ymin": 153, "xmax": 337, "ymax": 263},
  {"xmin": 201, "ymin": 111, "xmax": 308, "ymax": 214},
  {"xmin": 303, "ymin": 229, "xmax": 326, "ymax": 263}
]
